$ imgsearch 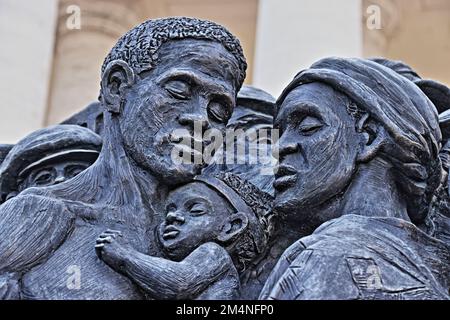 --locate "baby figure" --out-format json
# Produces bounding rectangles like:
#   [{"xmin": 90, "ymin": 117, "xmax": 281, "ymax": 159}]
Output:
[{"xmin": 95, "ymin": 173, "xmax": 273, "ymax": 299}]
